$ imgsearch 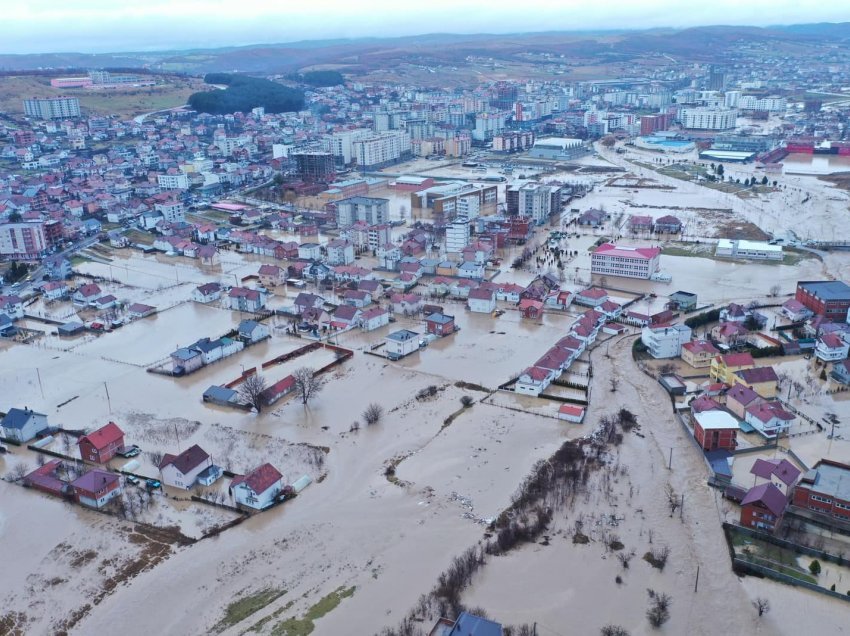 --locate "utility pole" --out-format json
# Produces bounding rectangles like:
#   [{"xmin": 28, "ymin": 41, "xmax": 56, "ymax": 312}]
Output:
[
  {"xmin": 668, "ymin": 447, "xmax": 673, "ymax": 470},
  {"xmin": 694, "ymin": 565, "xmax": 700, "ymax": 593},
  {"xmin": 36, "ymin": 368, "xmax": 45, "ymax": 400},
  {"xmin": 680, "ymin": 493, "xmax": 685, "ymax": 521},
  {"xmin": 104, "ymin": 382, "xmax": 112, "ymax": 413}
]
